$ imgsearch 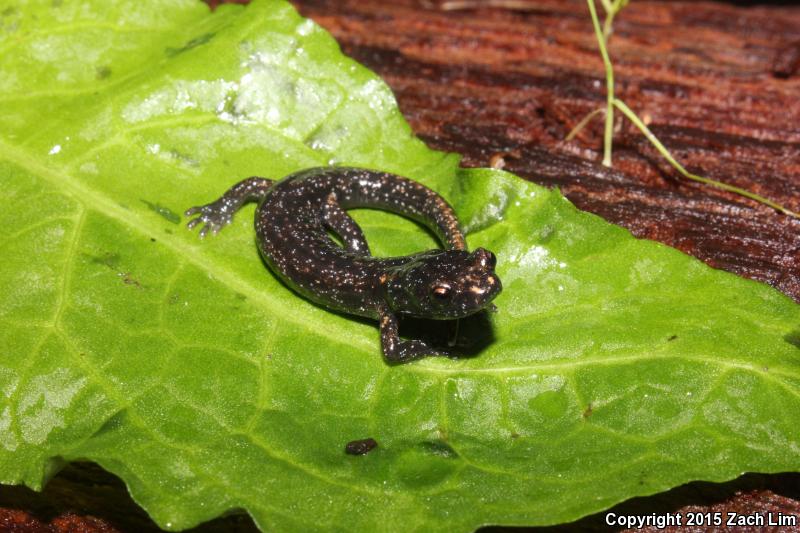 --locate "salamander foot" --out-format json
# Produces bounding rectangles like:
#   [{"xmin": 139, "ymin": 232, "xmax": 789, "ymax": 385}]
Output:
[
  {"xmin": 185, "ymin": 176, "xmax": 273, "ymax": 238},
  {"xmin": 384, "ymin": 339, "xmax": 447, "ymax": 364},
  {"xmin": 185, "ymin": 201, "xmax": 233, "ymax": 238}
]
